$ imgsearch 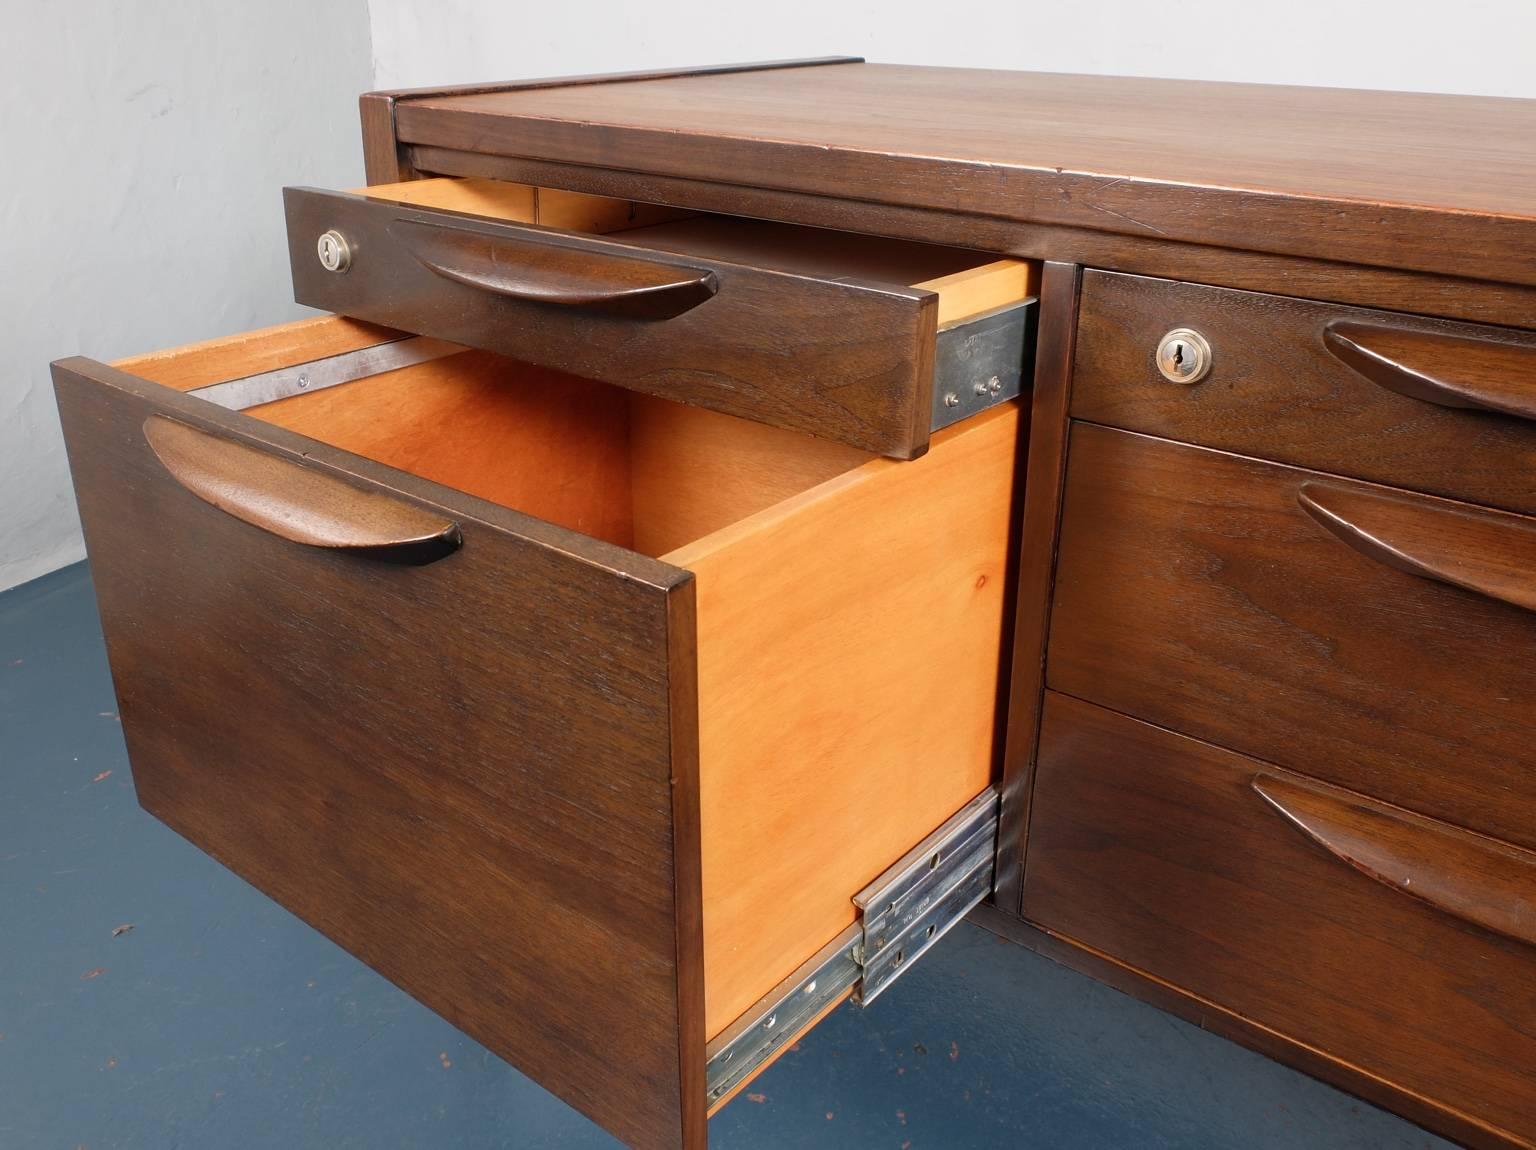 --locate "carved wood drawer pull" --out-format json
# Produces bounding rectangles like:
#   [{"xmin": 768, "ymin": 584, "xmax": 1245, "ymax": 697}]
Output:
[
  {"xmin": 1324, "ymin": 321, "xmax": 1536, "ymax": 421},
  {"xmin": 1297, "ymin": 481, "xmax": 1536, "ymax": 614},
  {"xmin": 392, "ymin": 218, "xmax": 719, "ymax": 321},
  {"xmin": 143, "ymin": 416, "xmax": 462, "ymax": 565},
  {"xmin": 1253, "ymin": 774, "xmax": 1536, "ymax": 949}
]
